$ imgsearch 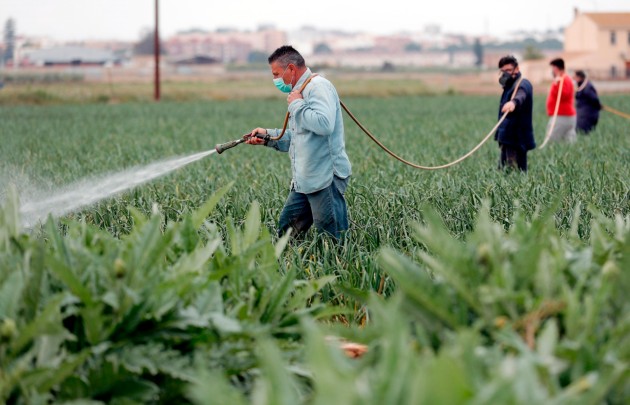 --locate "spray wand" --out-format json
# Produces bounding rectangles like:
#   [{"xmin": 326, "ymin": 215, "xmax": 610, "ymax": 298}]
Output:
[
  {"xmin": 215, "ymin": 75, "xmax": 318, "ymax": 155},
  {"xmin": 215, "ymin": 133, "xmax": 270, "ymax": 154}
]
